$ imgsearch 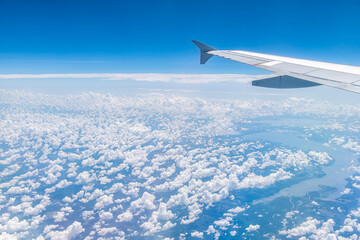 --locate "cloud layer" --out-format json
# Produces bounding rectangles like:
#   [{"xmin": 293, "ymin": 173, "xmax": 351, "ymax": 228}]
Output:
[
  {"xmin": 0, "ymin": 89, "xmax": 360, "ymax": 239},
  {"xmin": 0, "ymin": 73, "xmax": 268, "ymax": 83}
]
